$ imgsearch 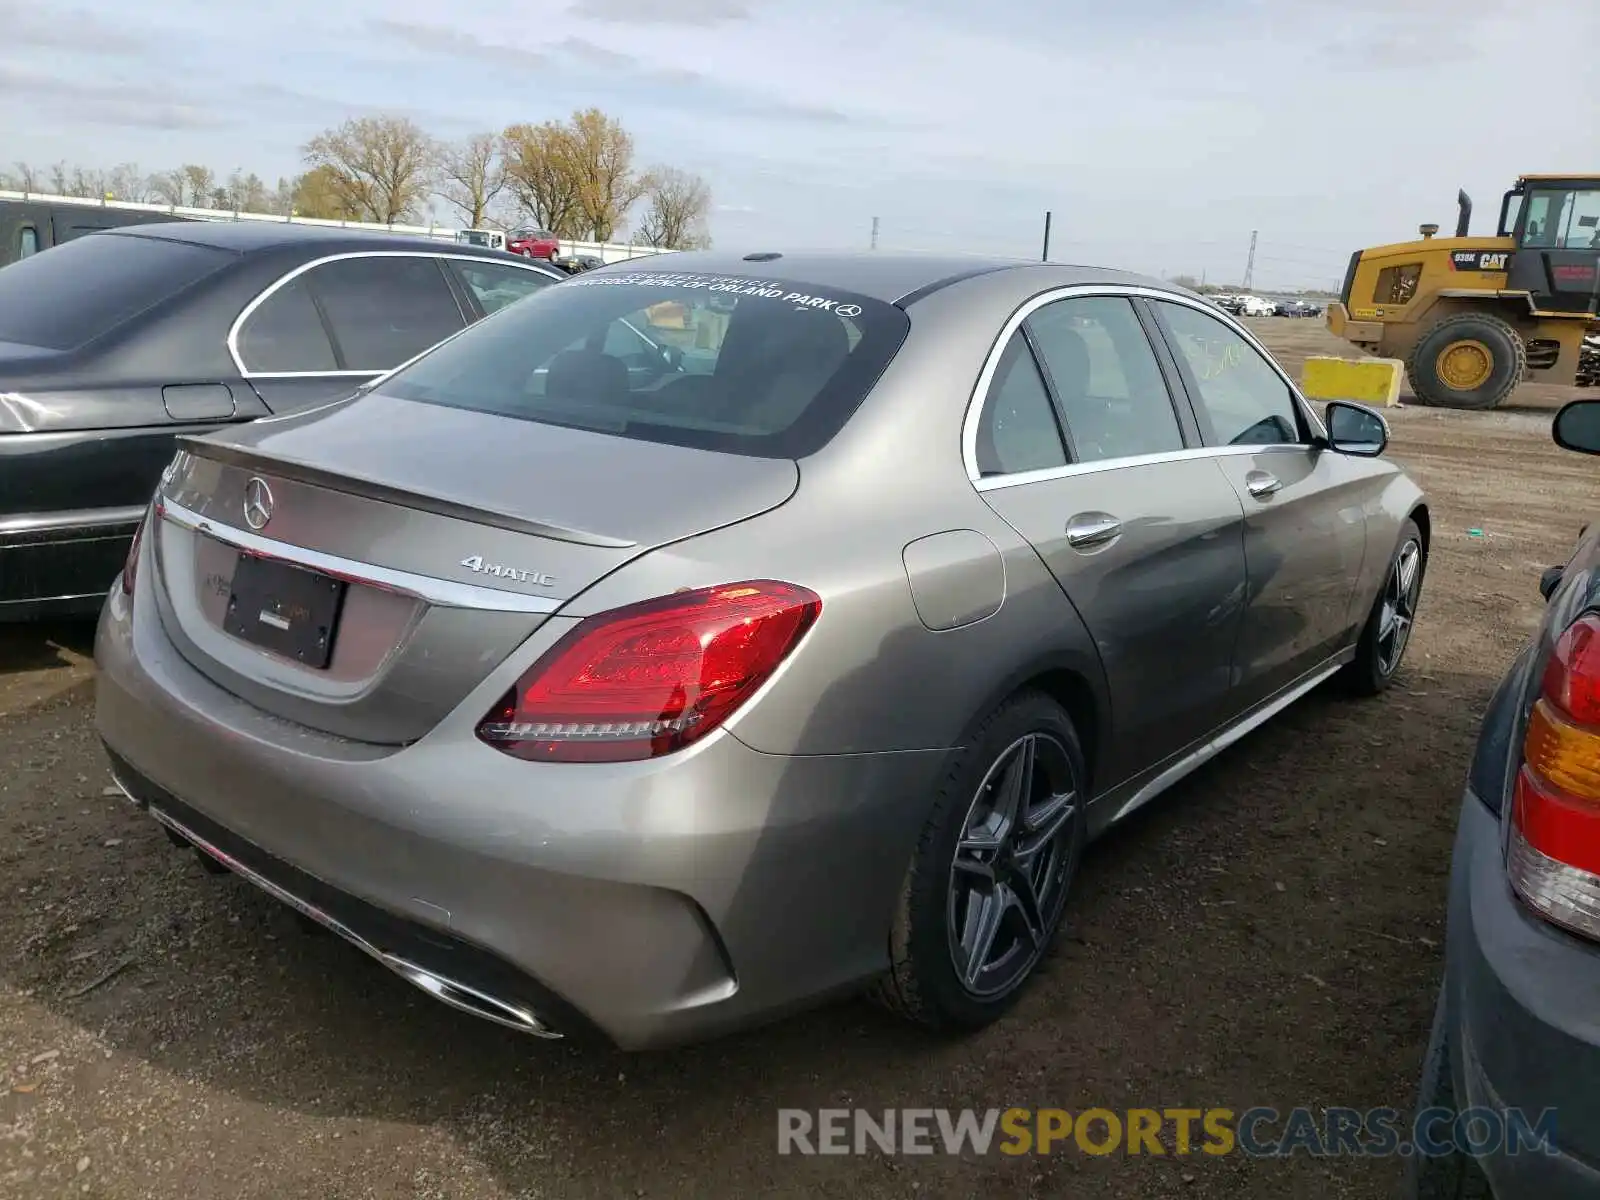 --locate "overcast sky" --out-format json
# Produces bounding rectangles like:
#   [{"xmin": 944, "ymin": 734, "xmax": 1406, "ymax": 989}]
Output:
[{"xmin": 4, "ymin": 0, "xmax": 1596, "ymax": 289}]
